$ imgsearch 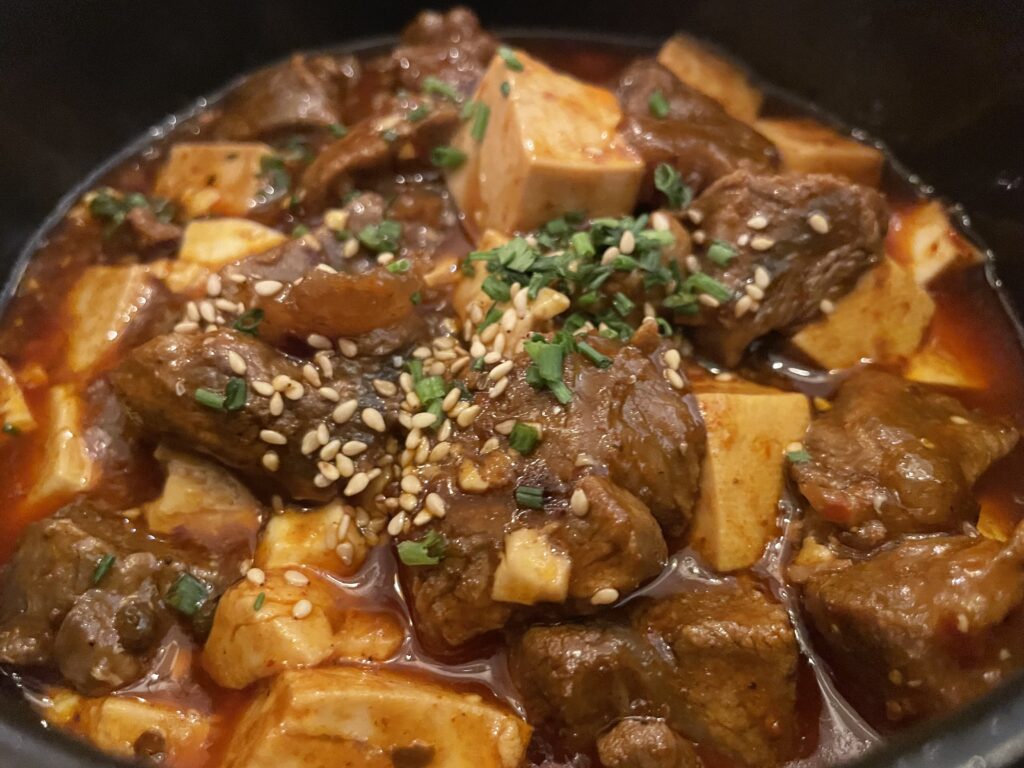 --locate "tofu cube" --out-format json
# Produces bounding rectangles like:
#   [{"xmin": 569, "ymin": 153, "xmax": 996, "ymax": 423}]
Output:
[
  {"xmin": 0, "ymin": 357, "xmax": 36, "ymax": 434},
  {"xmin": 65, "ymin": 265, "xmax": 164, "ymax": 375},
  {"xmin": 332, "ymin": 610, "xmax": 405, "ymax": 662},
  {"xmin": 145, "ymin": 446, "xmax": 262, "ymax": 547},
  {"xmin": 887, "ymin": 201, "xmax": 984, "ymax": 285},
  {"xmin": 255, "ymin": 500, "xmax": 367, "ymax": 577},
  {"xmin": 904, "ymin": 337, "xmax": 987, "ymax": 390},
  {"xmin": 179, "ymin": 217, "xmax": 287, "ymax": 268},
  {"xmin": 690, "ymin": 388, "xmax": 811, "ymax": 571},
  {"xmin": 790, "ymin": 258, "xmax": 935, "ymax": 370},
  {"xmin": 154, "ymin": 142, "xmax": 273, "ymax": 217},
  {"xmin": 657, "ymin": 34, "xmax": 763, "ymax": 122},
  {"xmin": 492, "ymin": 528, "xmax": 572, "ymax": 605},
  {"xmin": 223, "ymin": 667, "xmax": 531, "ymax": 768},
  {"xmin": 447, "ymin": 50, "xmax": 643, "ymax": 234},
  {"xmin": 754, "ymin": 118, "xmax": 884, "ymax": 187},
  {"xmin": 202, "ymin": 571, "xmax": 337, "ymax": 689},
  {"xmin": 43, "ymin": 691, "xmax": 211, "ymax": 763},
  {"xmin": 146, "ymin": 258, "xmax": 211, "ymax": 295},
  {"xmin": 28, "ymin": 385, "xmax": 95, "ymax": 506}
]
